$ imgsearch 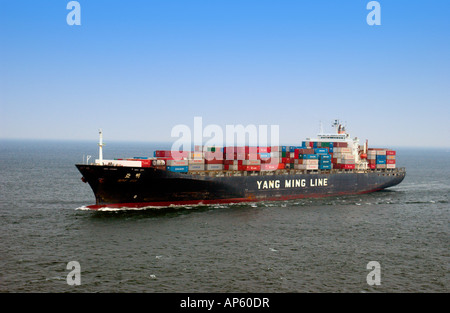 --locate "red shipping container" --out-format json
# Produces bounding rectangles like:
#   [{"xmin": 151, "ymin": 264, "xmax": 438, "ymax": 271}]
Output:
[
  {"xmin": 234, "ymin": 153, "xmax": 245, "ymax": 160},
  {"xmin": 238, "ymin": 159, "xmax": 261, "ymax": 165},
  {"xmin": 175, "ymin": 151, "xmax": 189, "ymax": 157},
  {"xmin": 262, "ymin": 158, "xmax": 280, "ymax": 164},
  {"xmin": 261, "ymin": 158, "xmax": 271, "ymax": 164},
  {"xmin": 386, "ymin": 159, "xmax": 396, "ymax": 164},
  {"xmin": 245, "ymin": 146, "xmax": 257, "ymax": 154},
  {"xmin": 224, "ymin": 160, "xmax": 238, "ymax": 165},
  {"xmin": 205, "ymin": 159, "xmax": 223, "ymax": 164},
  {"xmin": 257, "ymin": 147, "xmax": 271, "ymax": 153},
  {"xmin": 224, "ymin": 153, "xmax": 235, "ymax": 160},
  {"xmin": 223, "ymin": 147, "xmax": 234, "ymax": 153},
  {"xmin": 155, "ymin": 156, "xmax": 176, "ymax": 161},
  {"xmin": 342, "ymin": 164, "xmax": 355, "ymax": 169},
  {"xmin": 261, "ymin": 163, "xmax": 279, "ymax": 171},
  {"xmin": 154, "ymin": 150, "xmax": 168, "ymax": 157},
  {"xmin": 155, "ymin": 150, "xmax": 190, "ymax": 159},
  {"xmin": 238, "ymin": 165, "xmax": 261, "ymax": 171},
  {"xmin": 300, "ymin": 148, "xmax": 315, "ymax": 154},
  {"xmin": 386, "ymin": 150, "xmax": 396, "ymax": 155},
  {"xmin": 235, "ymin": 147, "xmax": 246, "ymax": 154},
  {"xmin": 369, "ymin": 164, "xmax": 376, "ymax": 169},
  {"xmin": 204, "ymin": 151, "xmax": 223, "ymax": 161},
  {"xmin": 245, "ymin": 153, "xmax": 259, "ymax": 160}
]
